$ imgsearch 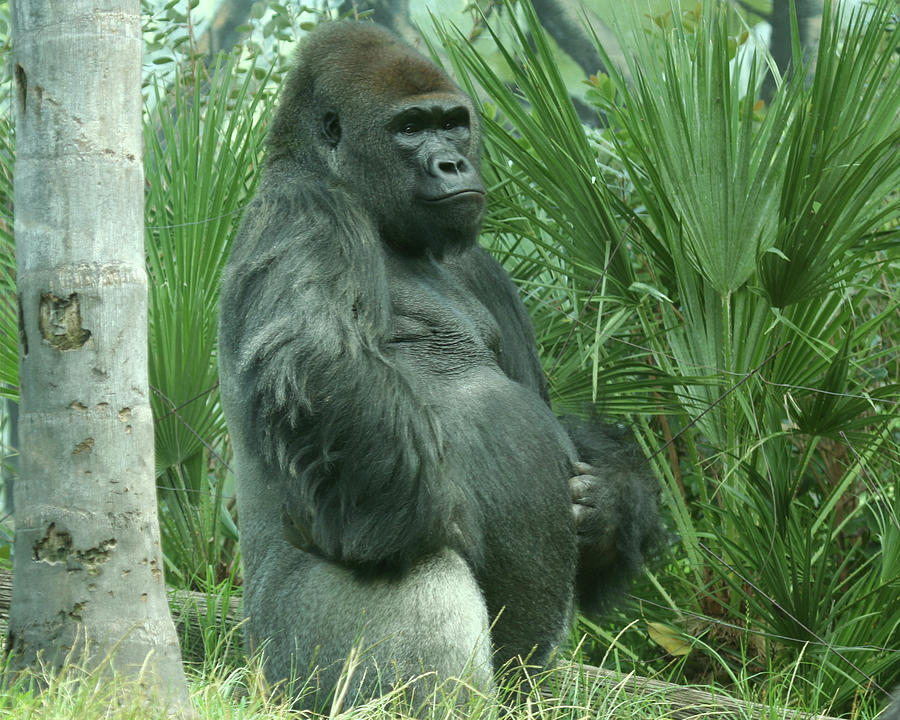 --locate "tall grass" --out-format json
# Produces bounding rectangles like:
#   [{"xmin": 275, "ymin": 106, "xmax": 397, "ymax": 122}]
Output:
[{"xmin": 0, "ymin": 652, "xmax": 792, "ymax": 720}]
